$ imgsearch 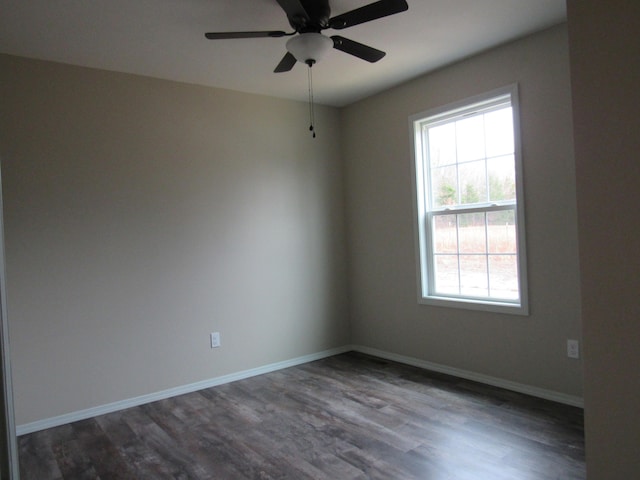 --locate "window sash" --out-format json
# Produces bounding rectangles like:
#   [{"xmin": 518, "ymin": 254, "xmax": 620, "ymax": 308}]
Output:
[{"xmin": 423, "ymin": 204, "xmax": 520, "ymax": 303}]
